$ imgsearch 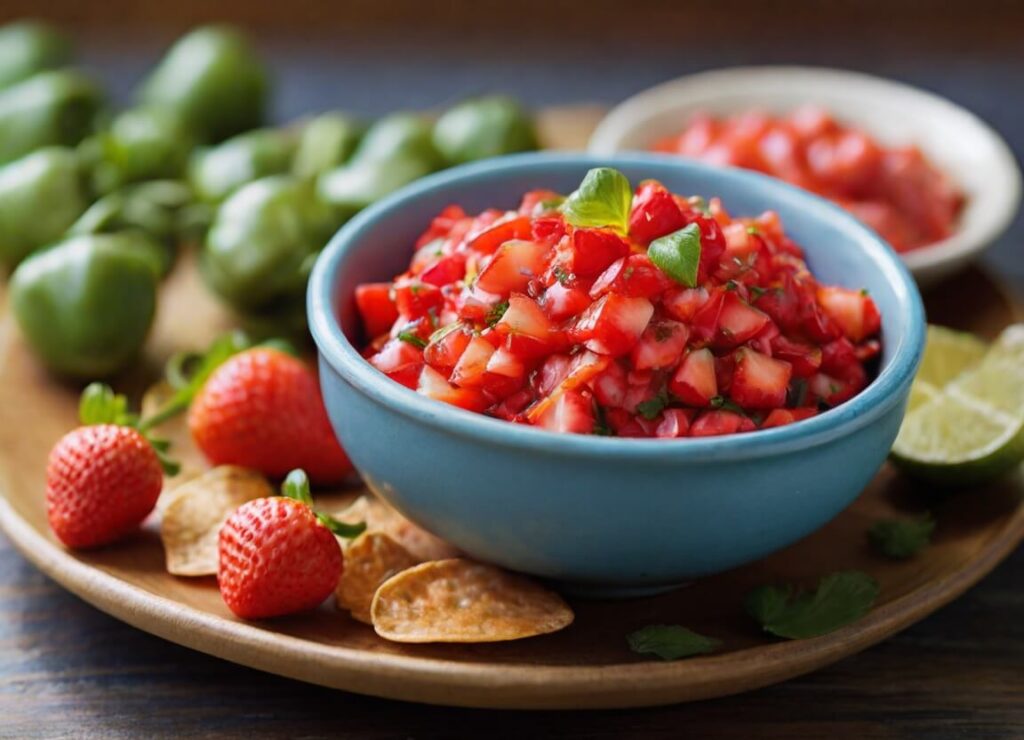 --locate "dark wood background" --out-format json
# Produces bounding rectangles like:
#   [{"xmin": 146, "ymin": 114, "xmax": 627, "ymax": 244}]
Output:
[{"xmin": 0, "ymin": 2, "xmax": 1022, "ymax": 737}]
